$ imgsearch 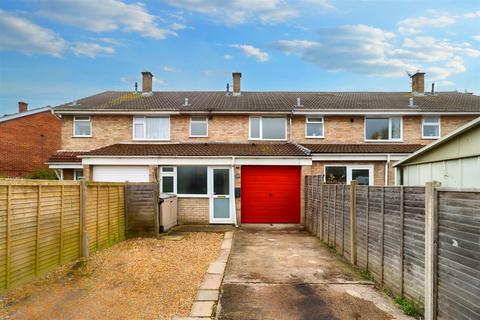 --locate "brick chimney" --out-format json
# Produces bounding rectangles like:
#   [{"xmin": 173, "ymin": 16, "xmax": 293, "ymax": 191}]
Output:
[
  {"xmin": 18, "ymin": 101, "xmax": 28, "ymax": 113},
  {"xmin": 411, "ymin": 71, "xmax": 425, "ymax": 95},
  {"xmin": 142, "ymin": 71, "xmax": 153, "ymax": 93},
  {"xmin": 232, "ymin": 72, "xmax": 241, "ymax": 96}
]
